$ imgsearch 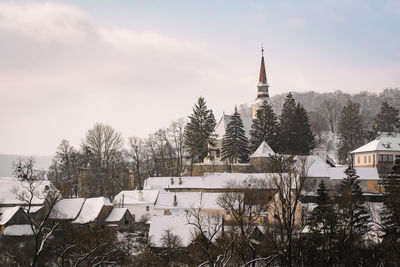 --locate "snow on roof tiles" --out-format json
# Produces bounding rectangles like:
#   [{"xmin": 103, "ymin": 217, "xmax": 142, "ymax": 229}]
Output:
[
  {"xmin": 215, "ymin": 114, "xmax": 252, "ymax": 139},
  {"xmin": 0, "ymin": 178, "xmax": 53, "ymax": 206},
  {"xmin": 105, "ymin": 208, "xmax": 132, "ymax": 222},
  {"xmin": 351, "ymin": 136, "xmax": 400, "ymax": 153},
  {"xmin": 154, "ymin": 192, "xmax": 202, "ymax": 210},
  {"xmin": 250, "ymin": 141, "xmax": 275, "ymax": 158},
  {"xmin": 72, "ymin": 197, "xmax": 112, "ymax": 224},
  {"xmin": 328, "ymin": 167, "xmax": 379, "ymax": 180},
  {"xmin": 50, "ymin": 198, "xmax": 86, "ymax": 220},
  {"xmin": 113, "ymin": 190, "xmax": 159, "ymax": 206},
  {"xmin": 0, "ymin": 206, "xmax": 21, "ymax": 225}
]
